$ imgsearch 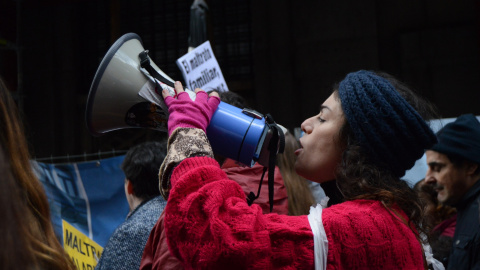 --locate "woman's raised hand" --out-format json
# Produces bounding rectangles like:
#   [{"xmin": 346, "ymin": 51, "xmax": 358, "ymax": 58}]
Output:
[{"xmin": 162, "ymin": 81, "xmax": 220, "ymax": 136}]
